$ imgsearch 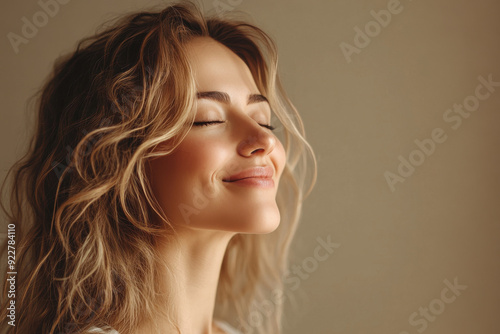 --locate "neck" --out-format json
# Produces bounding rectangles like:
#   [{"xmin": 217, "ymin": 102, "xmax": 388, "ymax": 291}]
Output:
[{"xmin": 138, "ymin": 227, "xmax": 236, "ymax": 334}]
